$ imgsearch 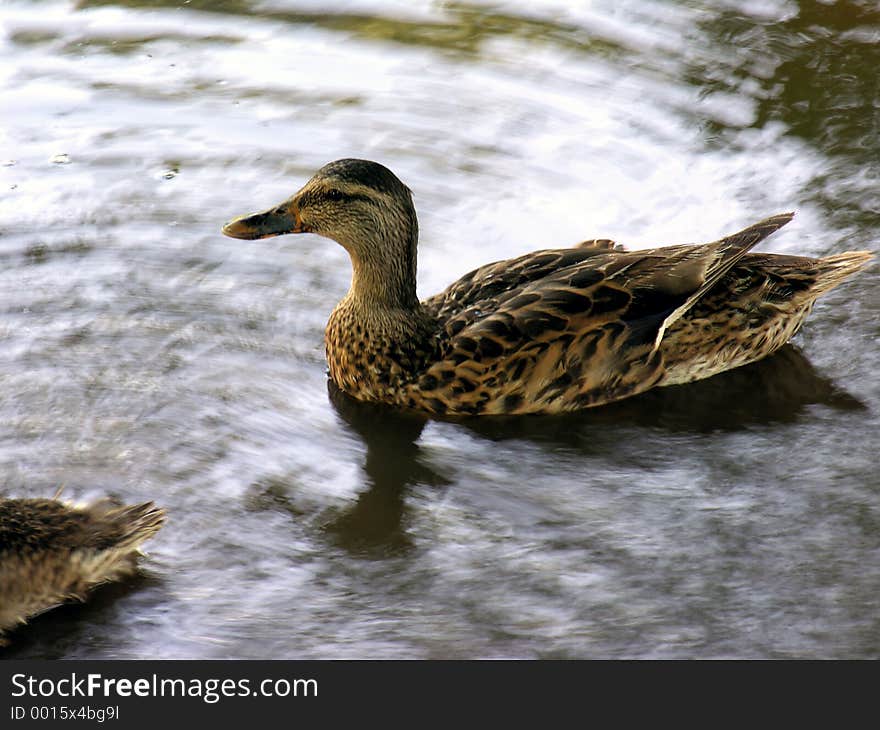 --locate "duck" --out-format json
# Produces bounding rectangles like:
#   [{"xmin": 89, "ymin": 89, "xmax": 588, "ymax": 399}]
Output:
[
  {"xmin": 222, "ymin": 158, "xmax": 873, "ymax": 416},
  {"xmin": 0, "ymin": 496, "xmax": 164, "ymax": 642}
]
